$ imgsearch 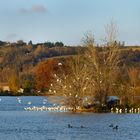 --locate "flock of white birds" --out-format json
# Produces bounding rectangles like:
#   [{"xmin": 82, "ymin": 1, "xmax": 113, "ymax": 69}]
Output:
[
  {"xmin": 18, "ymin": 98, "xmax": 140, "ymax": 113},
  {"xmin": 24, "ymin": 105, "xmax": 72, "ymax": 112},
  {"xmin": 16, "ymin": 97, "xmax": 71, "ymax": 112},
  {"xmin": 0, "ymin": 97, "xmax": 139, "ymax": 113},
  {"xmin": 111, "ymin": 107, "xmax": 140, "ymax": 113}
]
